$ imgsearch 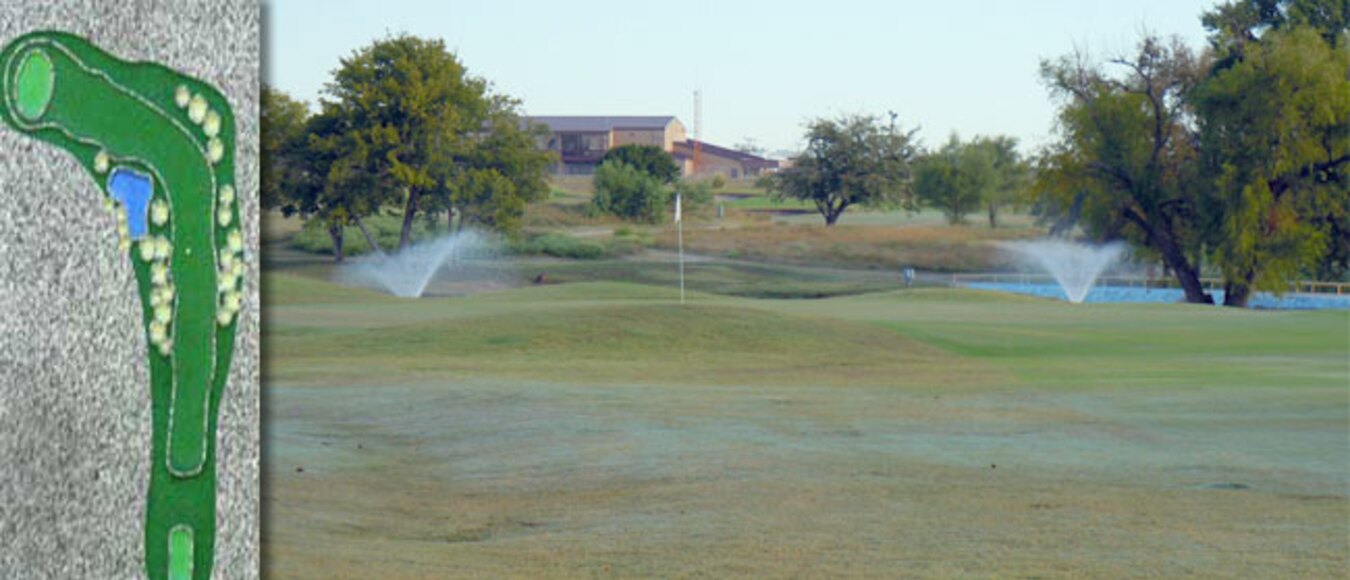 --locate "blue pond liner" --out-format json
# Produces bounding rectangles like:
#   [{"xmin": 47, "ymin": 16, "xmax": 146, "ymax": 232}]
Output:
[
  {"xmin": 107, "ymin": 167, "xmax": 153, "ymax": 239},
  {"xmin": 965, "ymin": 282, "xmax": 1350, "ymax": 311}
]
